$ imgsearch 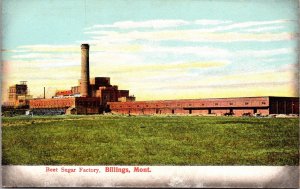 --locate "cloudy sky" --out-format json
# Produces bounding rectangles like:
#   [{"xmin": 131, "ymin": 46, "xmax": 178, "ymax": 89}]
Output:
[{"xmin": 1, "ymin": 0, "xmax": 299, "ymax": 101}]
